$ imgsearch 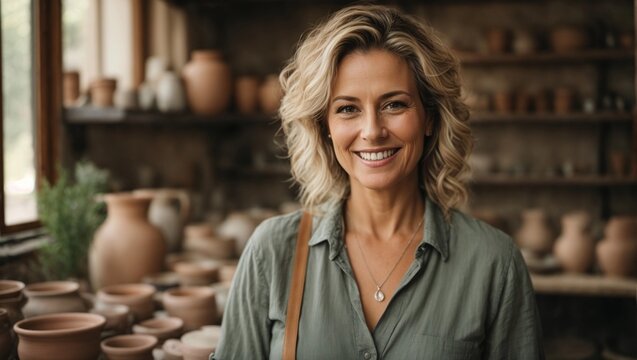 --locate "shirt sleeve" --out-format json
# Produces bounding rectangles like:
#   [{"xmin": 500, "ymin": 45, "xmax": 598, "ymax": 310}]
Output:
[
  {"xmin": 211, "ymin": 229, "xmax": 271, "ymax": 360},
  {"xmin": 482, "ymin": 247, "xmax": 545, "ymax": 360}
]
